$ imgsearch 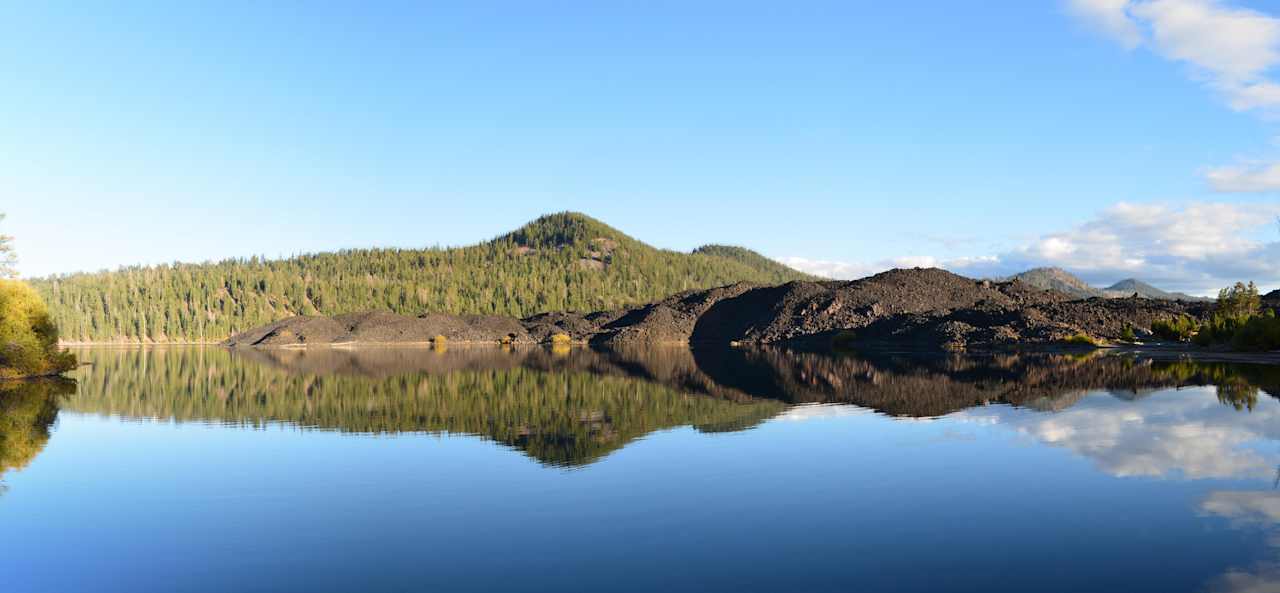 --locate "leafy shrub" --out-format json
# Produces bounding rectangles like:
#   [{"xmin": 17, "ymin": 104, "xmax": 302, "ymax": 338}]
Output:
[
  {"xmin": 549, "ymin": 333, "xmax": 572, "ymax": 346},
  {"xmin": 1062, "ymin": 333, "xmax": 1099, "ymax": 347},
  {"xmin": 1194, "ymin": 311, "xmax": 1254, "ymax": 347},
  {"xmin": 1152, "ymin": 315, "xmax": 1198, "ymax": 342},
  {"xmin": 1229, "ymin": 310, "xmax": 1280, "ymax": 352},
  {"xmin": 1120, "ymin": 325, "xmax": 1137, "ymax": 342},
  {"xmin": 0, "ymin": 280, "xmax": 76, "ymax": 378}
]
